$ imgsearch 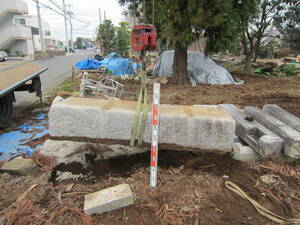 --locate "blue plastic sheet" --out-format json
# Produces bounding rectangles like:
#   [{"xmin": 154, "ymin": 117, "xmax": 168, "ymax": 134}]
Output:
[
  {"xmin": 76, "ymin": 53, "xmax": 140, "ymax": 75},
  {"xmin": 76, "ymin": 59, "xmax": 101, "ymax": 70},
  {"xmin": 0, "ymin": 113, "xmax": 49, "ymax": 160},
  {"xmin": 100, "ymin": 57, "xmax": 134, "ymax": 76}
]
